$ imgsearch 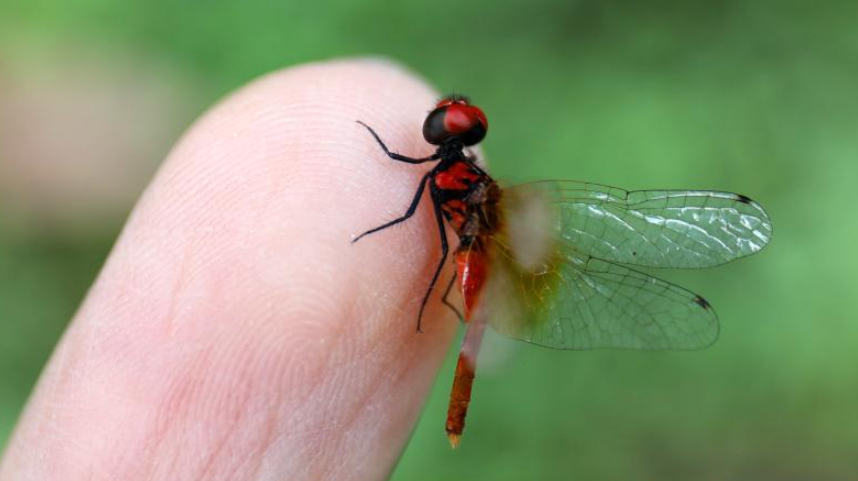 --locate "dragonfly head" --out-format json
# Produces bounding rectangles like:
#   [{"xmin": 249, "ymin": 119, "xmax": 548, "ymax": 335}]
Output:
[{"xmin": 423, "ymin": 95, "xmax": 488, "ymax": 147}]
